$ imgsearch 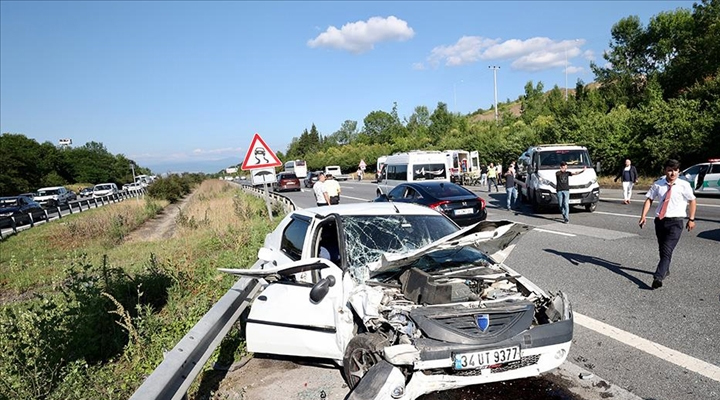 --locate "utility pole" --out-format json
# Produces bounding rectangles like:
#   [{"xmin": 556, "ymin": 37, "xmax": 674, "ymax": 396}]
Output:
[
  {"xmin": 488, "ymin": 66, "xmax": 500, "ymax": 122},
  {"xmin": 565, "ymin": 42, "xmax": 568, "ymax": 101}
]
